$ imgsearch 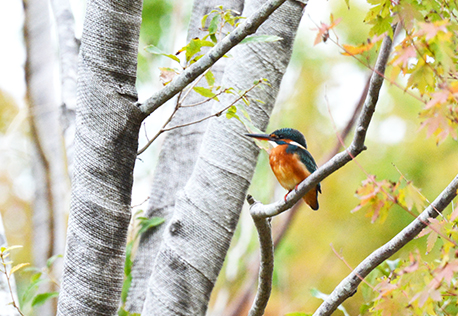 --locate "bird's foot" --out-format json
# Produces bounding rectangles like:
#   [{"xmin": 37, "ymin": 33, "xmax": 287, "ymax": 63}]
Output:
[{"xmin": 284, "ymin": 190, "xmax": 294, "ymax": 202}]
